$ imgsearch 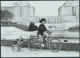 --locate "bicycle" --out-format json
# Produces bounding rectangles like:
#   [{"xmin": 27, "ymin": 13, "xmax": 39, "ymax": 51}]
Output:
[{"xmin": 28, "ymin": 31, "xmax": 62, "ymax": 52}]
